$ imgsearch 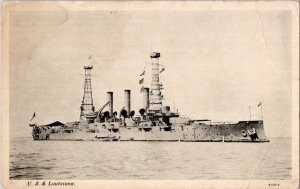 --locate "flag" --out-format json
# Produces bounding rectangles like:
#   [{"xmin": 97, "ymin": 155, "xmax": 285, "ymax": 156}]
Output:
[
  {"xmin": 139, "ymin": 78, "xmax": 144, "ymax": 84},
  {"xmin": 30, "ymin": 112, "xmax": 36, "ymax": 121},
  {"xmin": 140, "ymin": 70, "xmax": 145, "ymax": 76},
  {"xmin": 160, "ymin": 67, "xmax": 165, "ymax": 73},
  {"xmin": 257, "ymin": 102, "xmax": 262, "ymax": 107}
]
